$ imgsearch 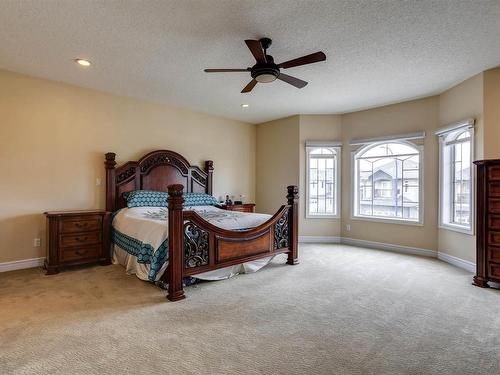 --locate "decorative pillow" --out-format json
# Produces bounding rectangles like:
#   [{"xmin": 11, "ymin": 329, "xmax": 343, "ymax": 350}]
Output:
[
  {"xmin": 184, "ymin": 192, "xmax": 219, "ymax": 207},
  {"xmin": 125, "ymin": 190, "xmax": 167, "ymax": 208},
  {"xmin": 124, "ymin": 190, "xmax": 218, "ymax": 208}
]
